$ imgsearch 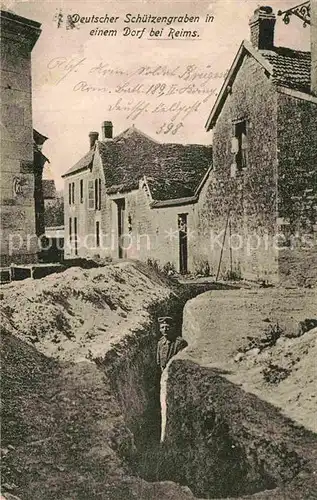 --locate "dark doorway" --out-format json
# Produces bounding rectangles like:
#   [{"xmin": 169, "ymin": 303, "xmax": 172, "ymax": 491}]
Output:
[
  {"xmin": 116, "ymin": 199, "xmax": 125, "ymax": 258},
  {"xmin": 178, "ymin": 213, "xmax": 188, "ymax": 274},
  {"xmin": 96, "ymin": 221, "xmax": 100, "ymax": 248}
]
